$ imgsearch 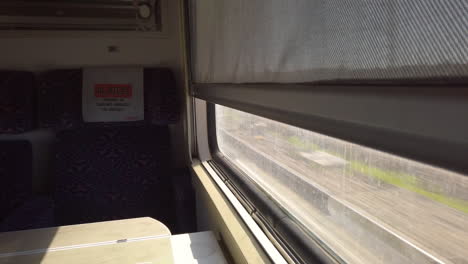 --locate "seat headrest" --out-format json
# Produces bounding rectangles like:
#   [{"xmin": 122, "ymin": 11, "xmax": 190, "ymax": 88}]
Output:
[
  {"xmin": 38, "ymin": 67, "xmax": 180, "ymax": 130},
  {"xmin": 0, "ymin": 71, "xmax": 35, "ymax": 134}
]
